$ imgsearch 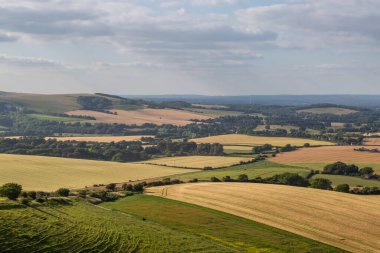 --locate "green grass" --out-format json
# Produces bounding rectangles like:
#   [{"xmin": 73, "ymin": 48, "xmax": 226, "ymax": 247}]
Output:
[
  {"xmin": 172, "ymin": 161, "xmax": 311, "ymax": 181},
  {"xmin": 185, "ymin": 108, "xmax": 242, "ymax": 117},
  {"xmin": 28, "ymin": 114, "xmax": 86, "ymax": 122},
  {"xmin": 312, "ymin": 174, "xmax": 380, "ymax": 187},
  {"xmin": 102, "ymin": 195, "xmax": 345, "ymax": 253},
  {"xmin": 0, "ymin": 199, "xmax": 228, "ymax": 253}
]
